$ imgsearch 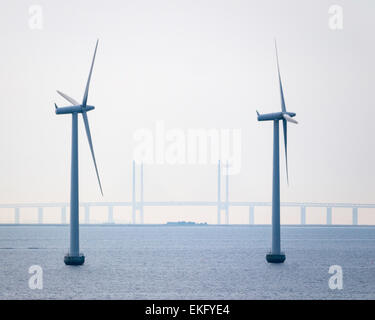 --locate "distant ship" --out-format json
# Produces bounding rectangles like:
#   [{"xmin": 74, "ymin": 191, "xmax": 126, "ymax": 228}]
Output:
[{"xmin": 166, "ymin": 221, "xmax": 207, "ymax": 226}]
